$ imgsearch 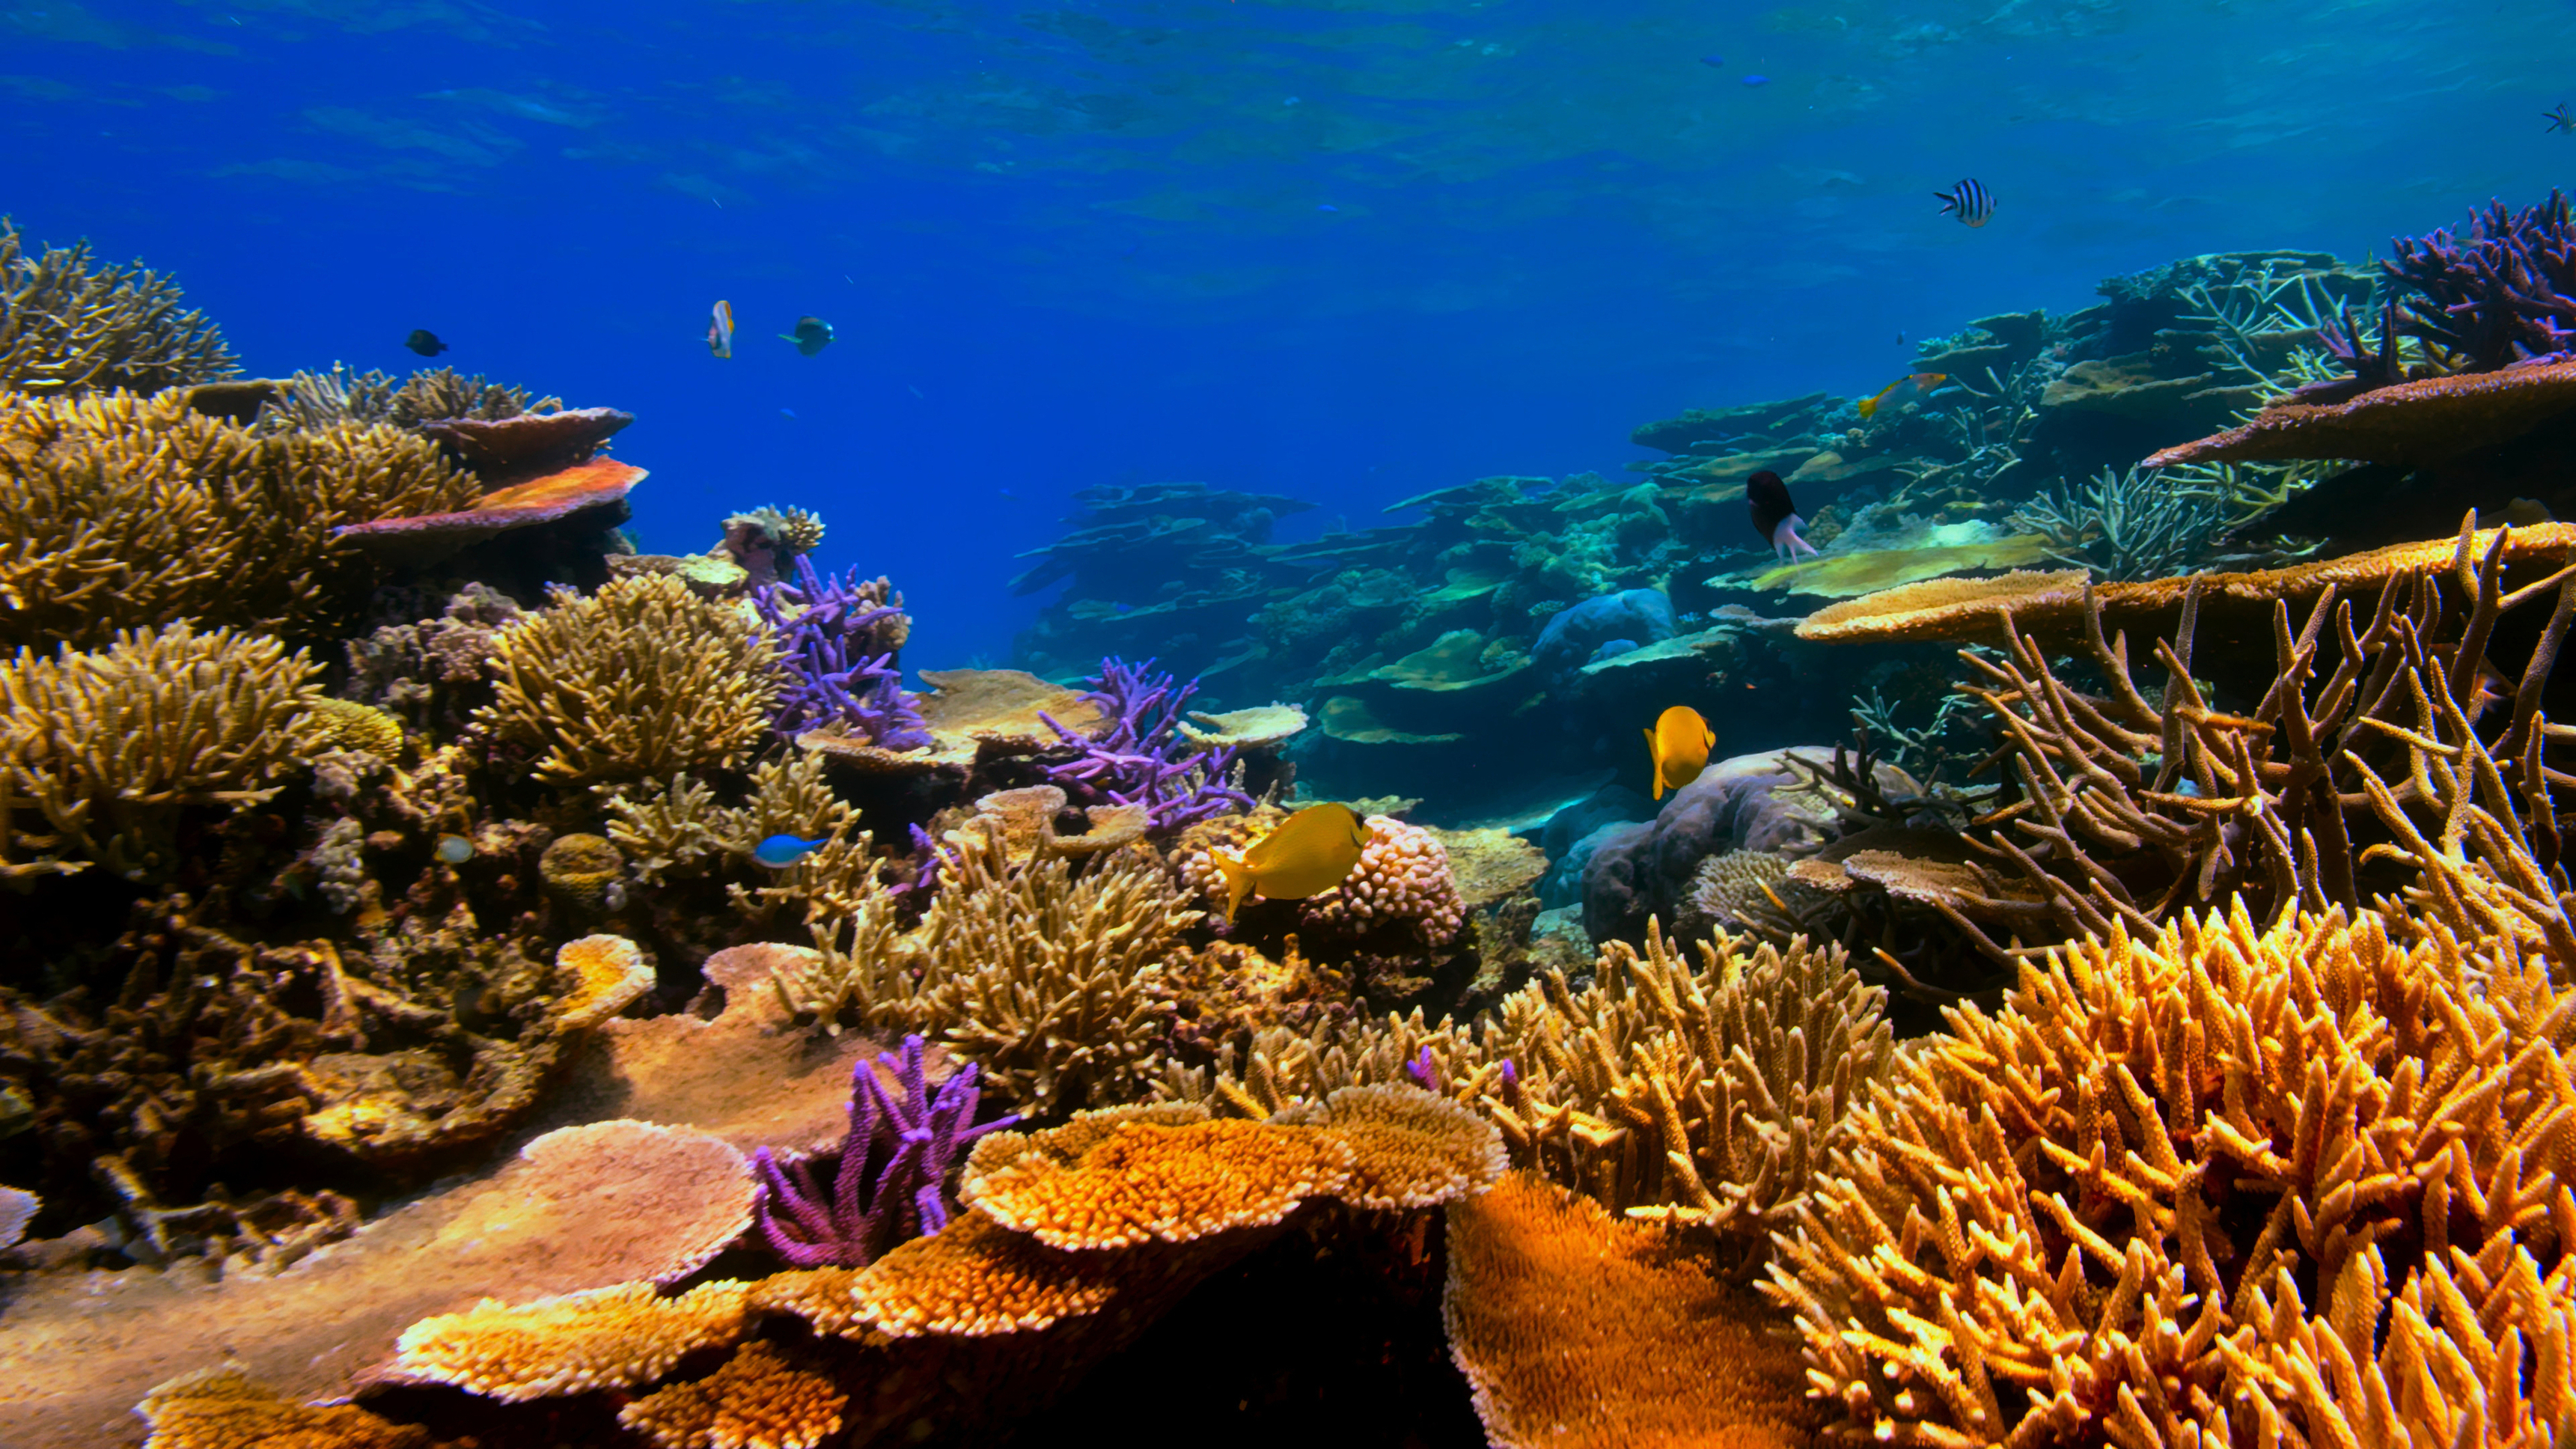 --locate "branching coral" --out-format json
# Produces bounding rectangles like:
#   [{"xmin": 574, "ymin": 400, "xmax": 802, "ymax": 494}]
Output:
[
  {"xmin": 2006, "ymin": 465, "xmax": 2251, "ymax": 581},
  {"xmin": 0, "ymin": 217, "xmax": 235, "ymax": 396},
  {"xmin": 477, "ymin": 574, "xmax": 783, "ymax": 784},
  {"xmin": 0, "ymin": 389, "xmax": 482, "ymax": 647},
  {"xmin": 260, "ymin": 363, "xmax": 561, "ymax": 434},
  {"xmin": 776, "ymin": 821, "xmax": 1198, "ymax": 1116},
  {"xmin": 749, "ymin": 557, "xmax": 928, "ymax": 748},
  {"xmin": 751, "ymin": 1035, "xmax": 1017, "ymax": 1269},
  {"xmin": 0, "ymin": 623, "xmax": 327, "ymax": 879},
  {"xmin": 1040, "ymin": 657, "xmax": 1251, "ymax": 832},
  {"xmin": 1762, "ymin": 902, "xmax": 2576, "ymax": 1445}
]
